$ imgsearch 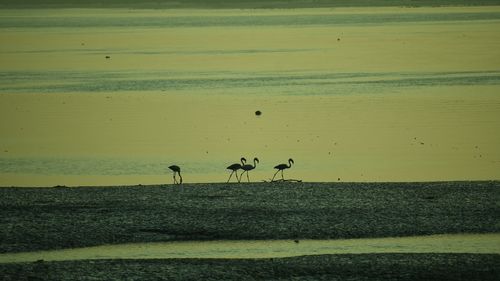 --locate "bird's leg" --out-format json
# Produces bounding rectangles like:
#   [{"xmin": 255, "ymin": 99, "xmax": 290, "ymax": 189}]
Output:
[
  {"xmin": 281, "ymin": 170, "xmax": 284, "ymax": 180},
  {"xmin": 227, "ymin": 171, "xmax": 234, "ymax": 183},
  {"xmin": 173, "ymin": 173, "xmax": 177, "ymax": 184},
  {"xmin": 178, "ymin": 172, "xmax": 182, "ymax": 184},
  {"xmin": 236, "ymin": 170, "xmax": 241, "ymax": 183},
  {"xmin": 247, "ymin": 171, "xmax": 250, "ymax": 182},
  {"xmin": 271, "ymin": 170, "xmax": 279, "ymax": 182},
  {"xmin": 240, "ymin": 171, "xmax": 245, "ymax": 182}
]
